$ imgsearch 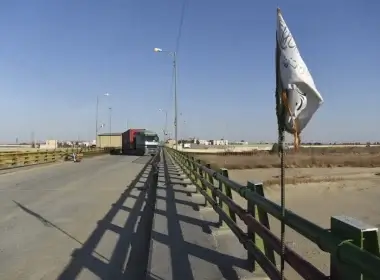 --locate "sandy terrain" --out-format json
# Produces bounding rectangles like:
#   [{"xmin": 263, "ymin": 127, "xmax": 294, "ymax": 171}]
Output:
[
  {"xmin": 230, "ymin": 166, "xmax": 380, "ymax": 185},
  {"xmin": 196, "ymin": 146, "xmax": 380, "ymax": 169},
  {"xmin": 227, "ymin": 167, "xmax": 380, "ymax": 278}
]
